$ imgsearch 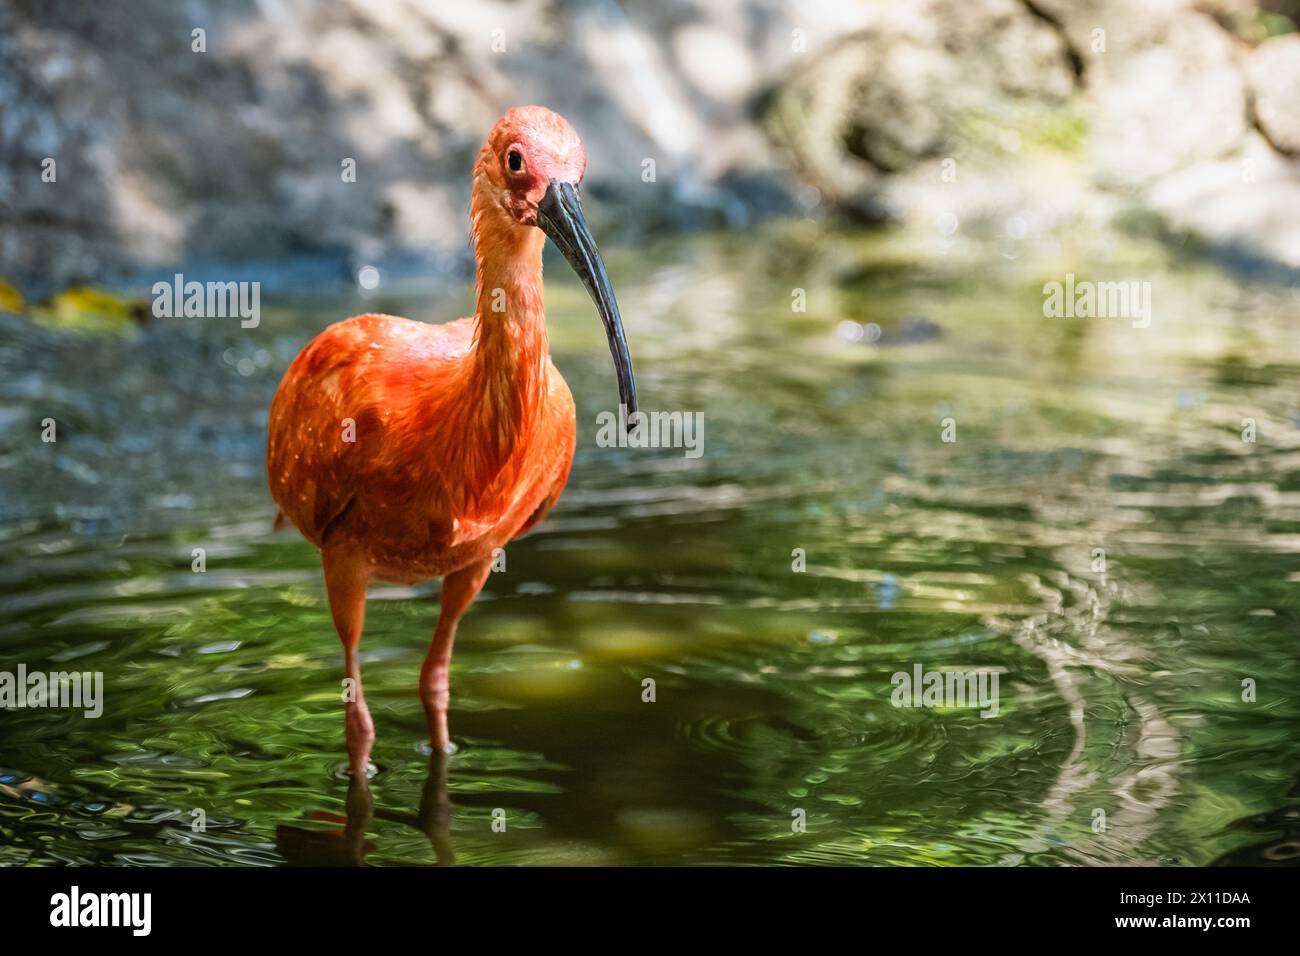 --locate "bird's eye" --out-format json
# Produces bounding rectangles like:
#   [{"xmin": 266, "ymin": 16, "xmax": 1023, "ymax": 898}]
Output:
[{"xmin": 507, "ymin": 149, "xmax": 524, "ymax": 173}]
